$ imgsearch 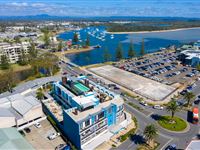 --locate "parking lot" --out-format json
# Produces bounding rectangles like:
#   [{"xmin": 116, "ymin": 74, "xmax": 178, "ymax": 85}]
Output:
[
  {"xmin": 24, "ymin": 120, "xmax": 66, "ymax": 150},
  {"xmin": 90, "ymin": 65, "xmax": 176, "ymax": 101},
  {"xmin": 114, "ymin": 51, "xmax": 198, "ymax": 85}
]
